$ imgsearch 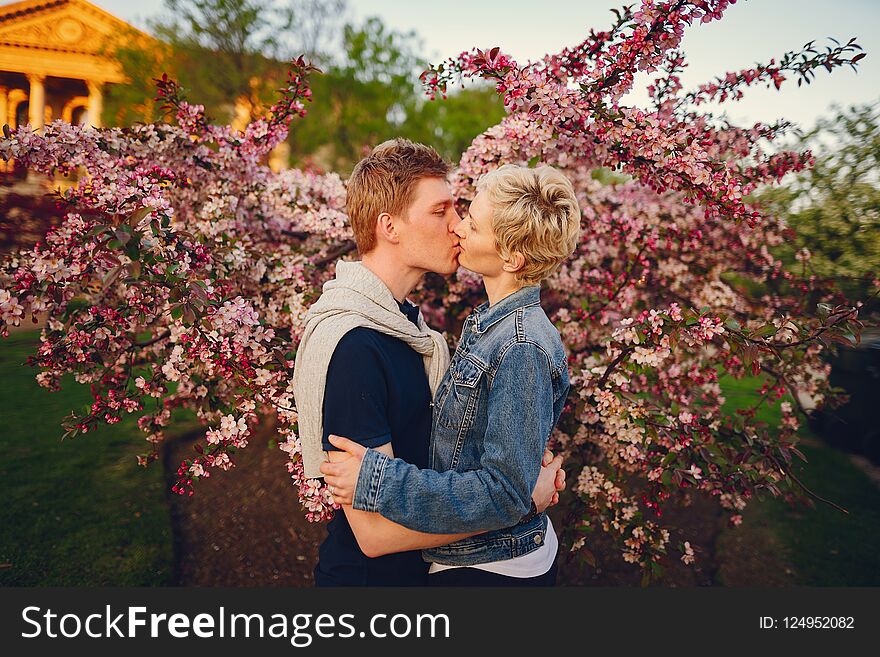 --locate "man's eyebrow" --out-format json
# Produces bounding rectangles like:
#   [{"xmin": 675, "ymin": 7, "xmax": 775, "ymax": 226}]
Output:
[{"xmin": 430, "ymin": 199, "xmax": 453, "ymax": 209}]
